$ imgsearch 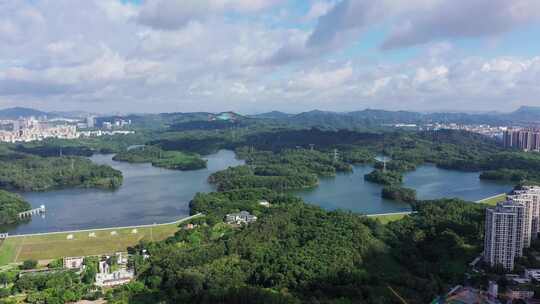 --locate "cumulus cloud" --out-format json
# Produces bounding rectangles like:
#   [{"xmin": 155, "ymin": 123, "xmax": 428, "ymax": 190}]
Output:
[
  {"xmin": 303, "ymin": 1, "xmax": 337, "ymax": 22},
  {"xmin": 382, "ymin": 0, "xmax": 540, "ymax": 49},
  {"xmin": 268, "ymin": 0, "xmax": 540, "ymax": 63},
  {"xmin": 137, "ymin": 0, "xmax": 282, "ymax": 30},
  {"xmin": 288, "ymin": 64, "xmax": 353, "ymax": 91},
  {"xmin": 0, "ymin": 0, "xmax": 539, "ymax": 113}
]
